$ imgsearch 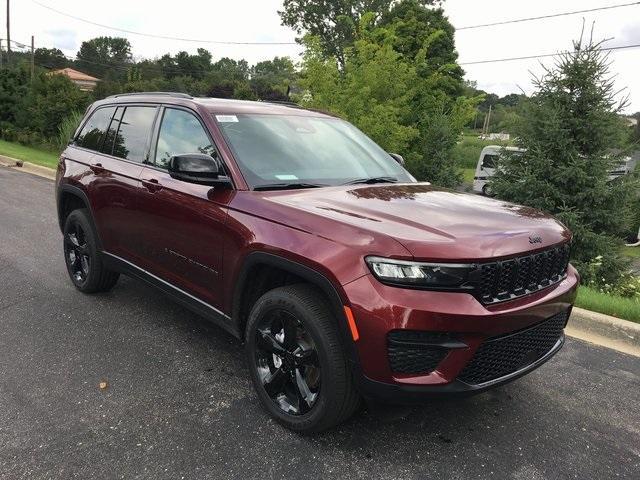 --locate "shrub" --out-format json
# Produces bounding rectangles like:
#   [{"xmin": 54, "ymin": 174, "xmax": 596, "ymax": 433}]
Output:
[{"xmin": 56, "ymin": 111, "xmax": 84, "ymax": 152}]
